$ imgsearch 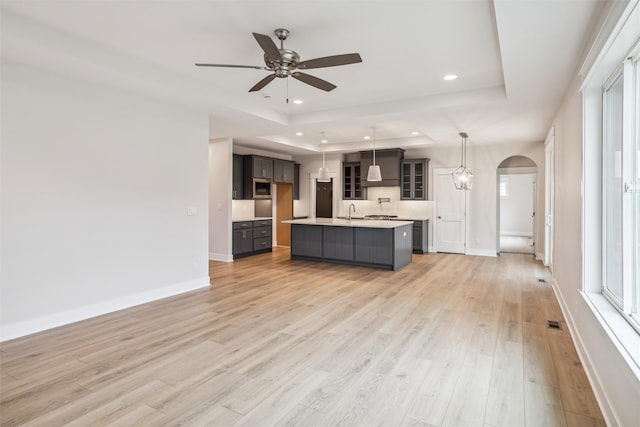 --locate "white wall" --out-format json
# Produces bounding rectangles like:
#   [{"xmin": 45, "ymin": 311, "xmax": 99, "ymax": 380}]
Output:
[
  {"xmin": 0, "ymin": 61, "xmax": 210, "ymax": 341},
  {"xmin": 405, "ymin": 143, "xmax": 544, "ymax": 257},
  {"xmin": 550, "ymin": 72, "xmax": 640, "ymax": 426},
  {"xmin": 499, "ymin": 174, "xmax": 535, "ymax": 236},
  {"xmin": 208, "ymin": 138, "xmax": 233, "ymax": 262}
]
